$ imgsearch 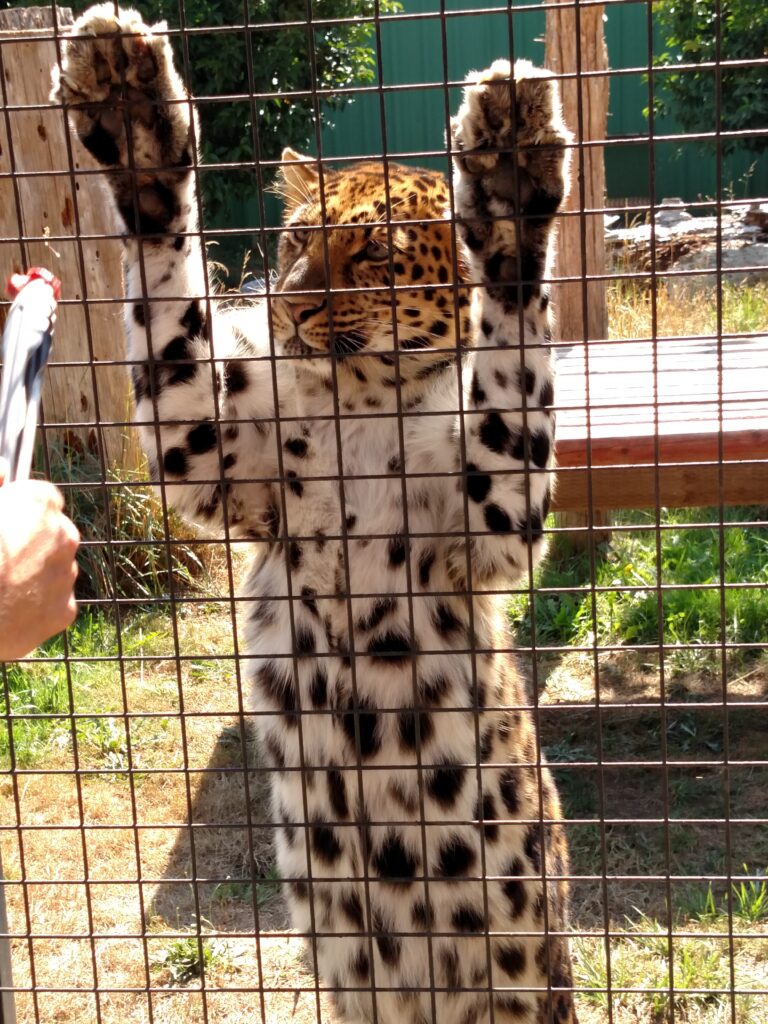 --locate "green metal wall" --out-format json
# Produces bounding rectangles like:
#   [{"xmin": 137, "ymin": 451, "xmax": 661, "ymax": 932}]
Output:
[
  {"xmin": 319, "ymin": 0, "xmax": 767, "ymax": 205},
  {"xmin": 225, "ymin": 0, "xmax": 766, "ymax": 245}
]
